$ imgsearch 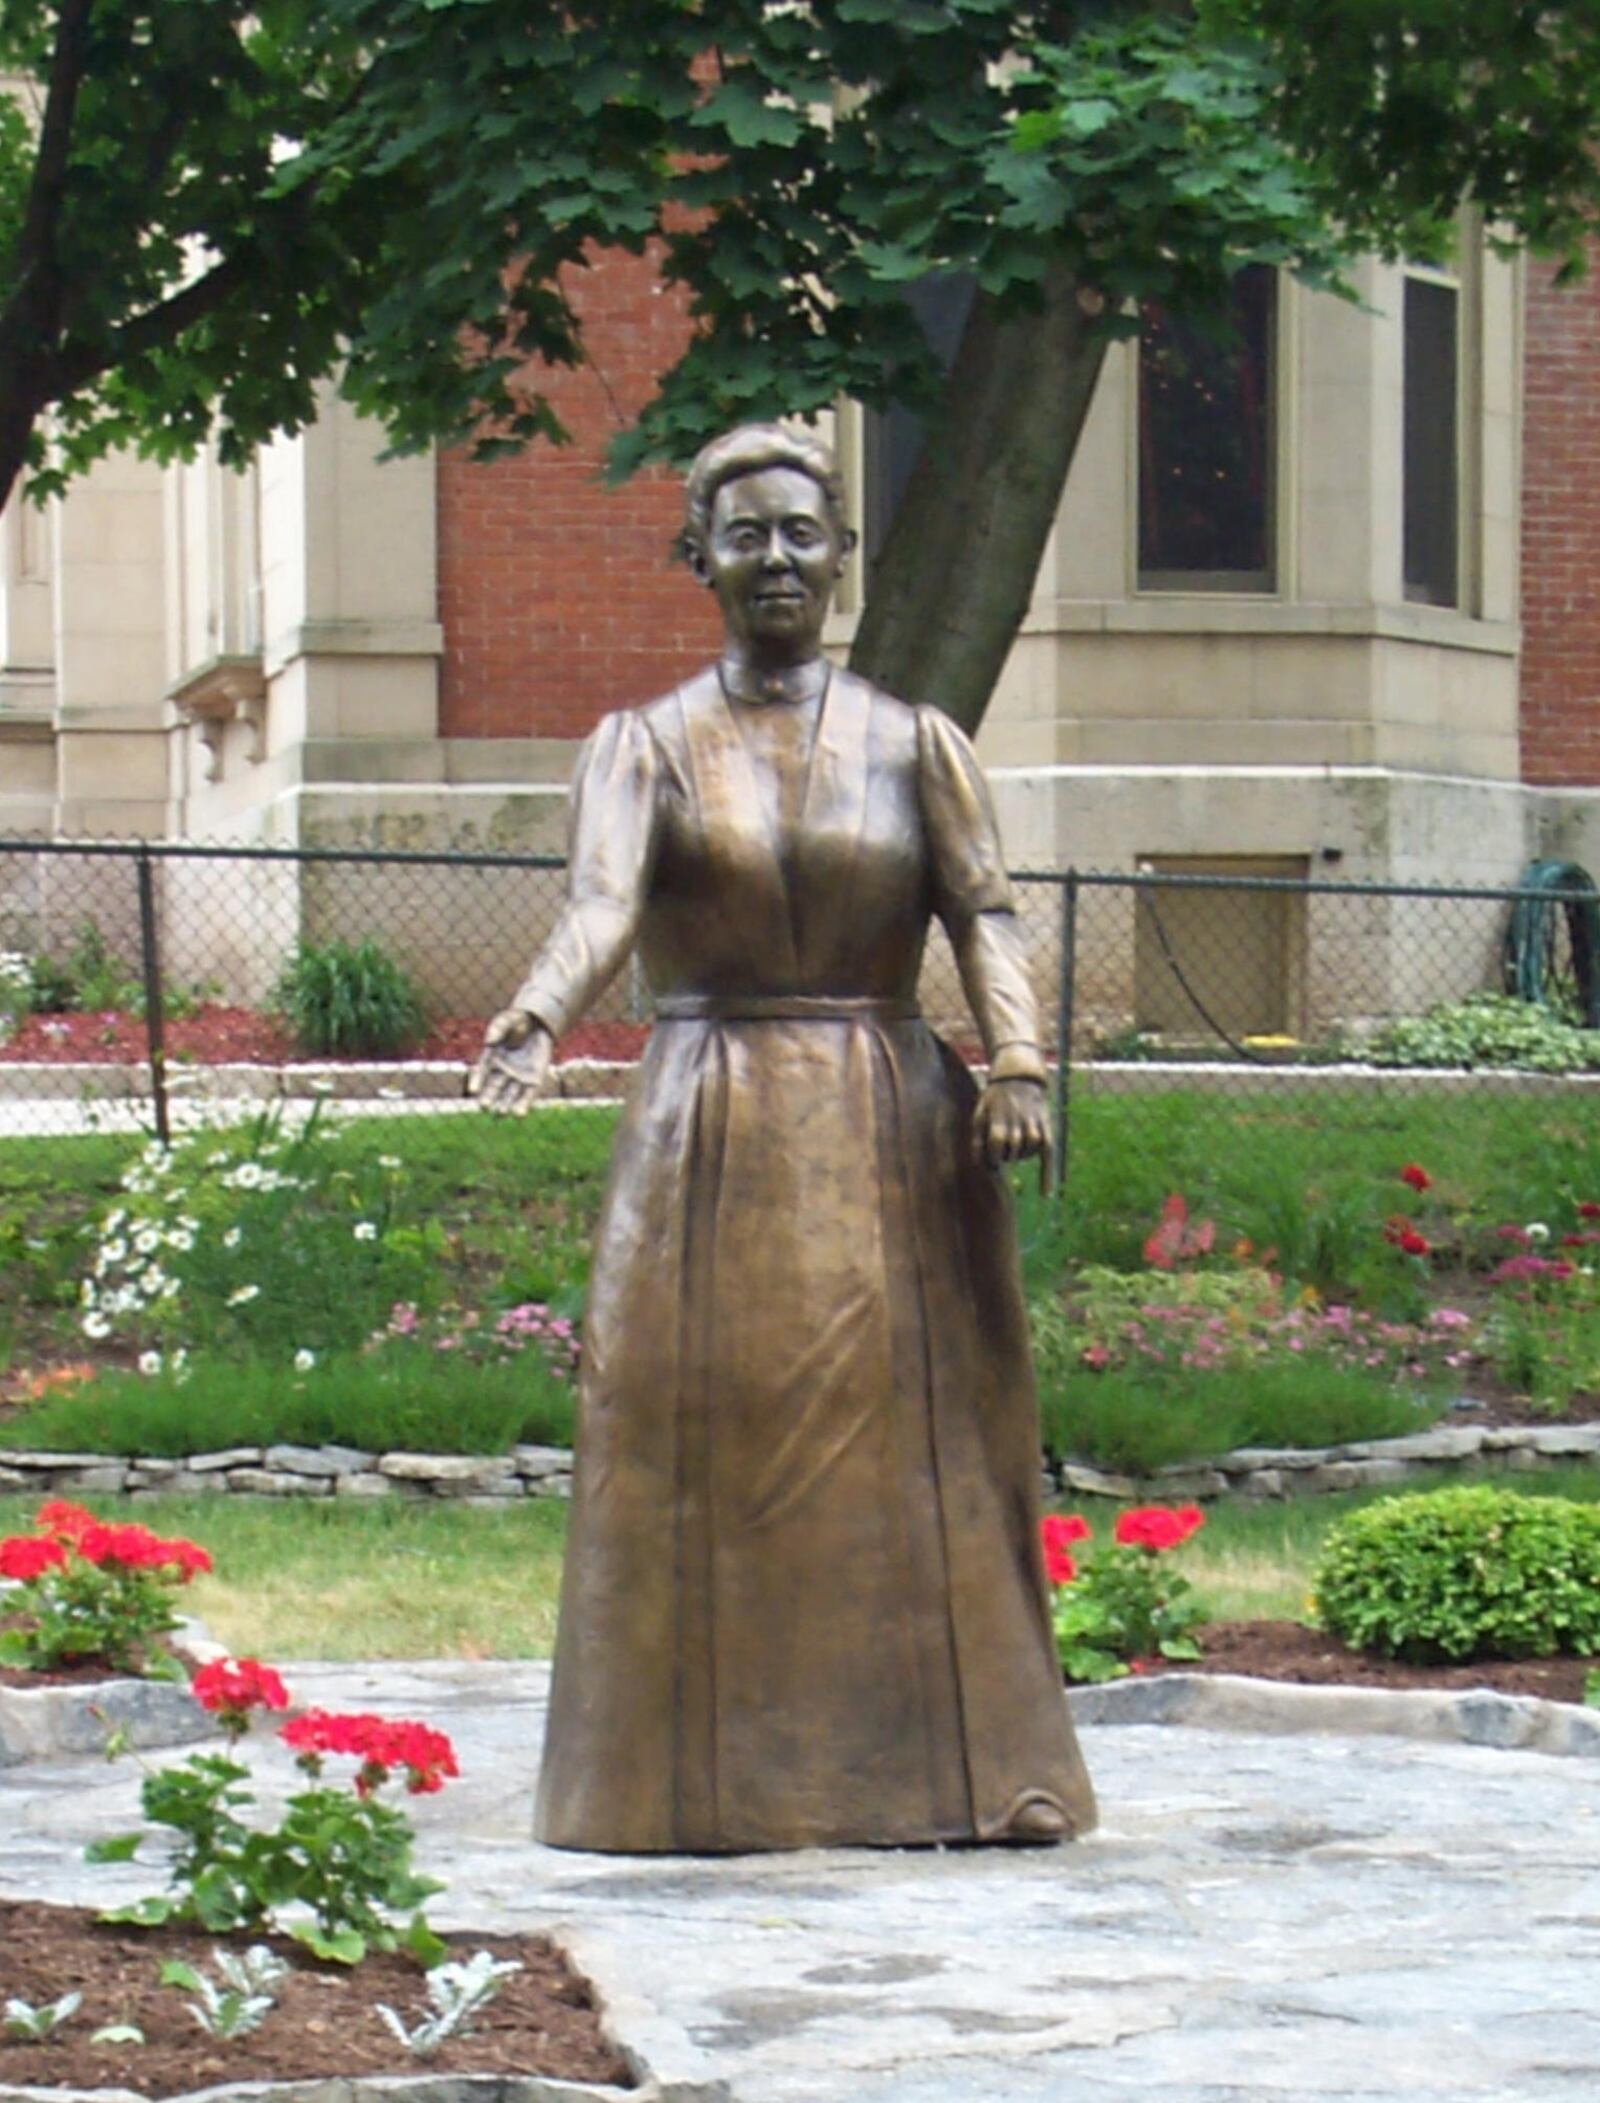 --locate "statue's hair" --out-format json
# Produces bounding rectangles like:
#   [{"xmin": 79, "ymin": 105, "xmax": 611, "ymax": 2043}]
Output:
[{"xmin": 681, "ymin": 422, "xmax": 847, "ymax": 555}]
